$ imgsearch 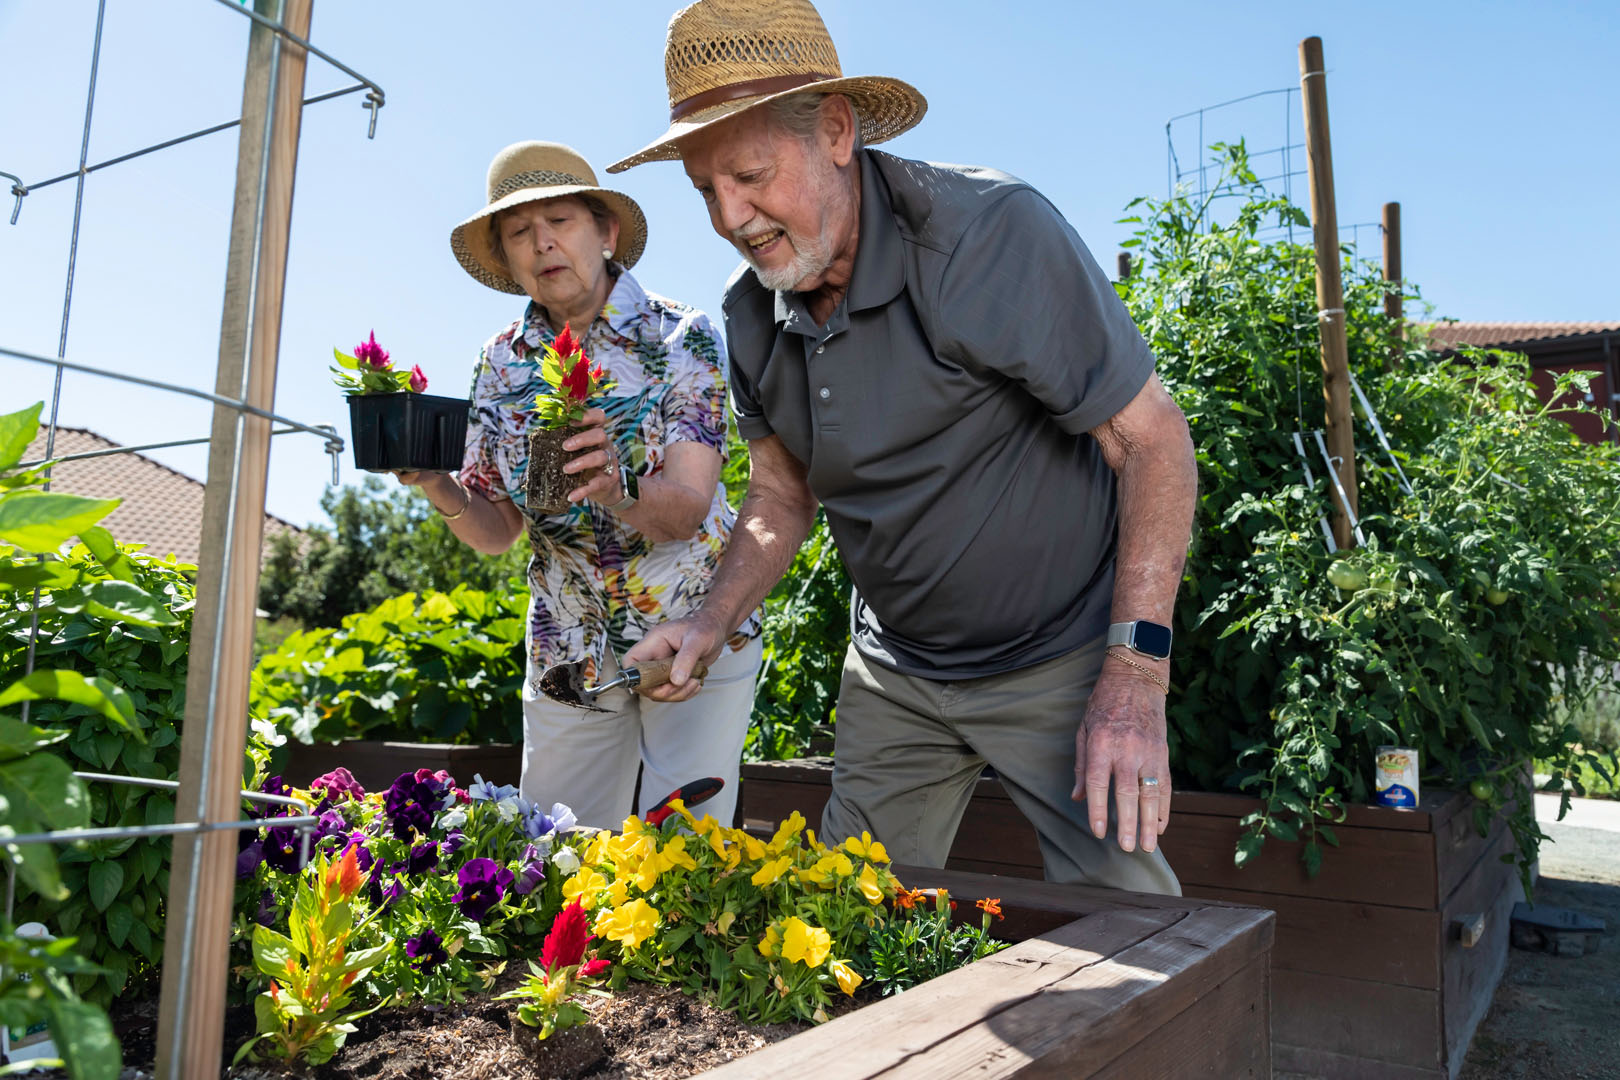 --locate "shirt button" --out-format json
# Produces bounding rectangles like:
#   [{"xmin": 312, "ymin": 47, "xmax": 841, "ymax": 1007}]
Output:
[
  {"xmin": 816, "ymin": 345, "xmax": 825, "ymax": 355},
  {"xmin": 818, "ymin": 387, "xmax": 831, "ymax": 400}
]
